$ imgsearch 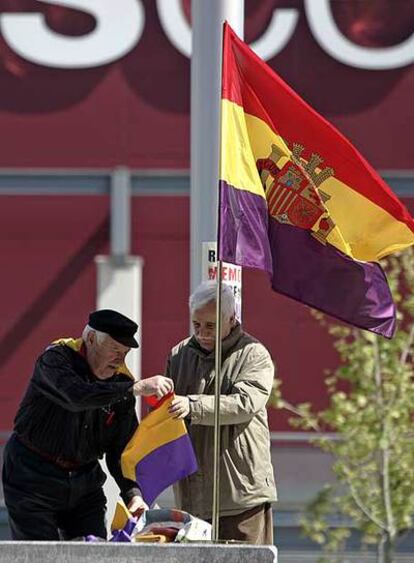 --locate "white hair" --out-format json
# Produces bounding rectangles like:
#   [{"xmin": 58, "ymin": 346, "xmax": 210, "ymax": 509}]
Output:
[
  {"xmin": 189, "ymin": 281, "xmax": 235, "ymax": 320},
  {"xmin": 82, "ymin": 324, "xmax": 107, "ymax": 345}
]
